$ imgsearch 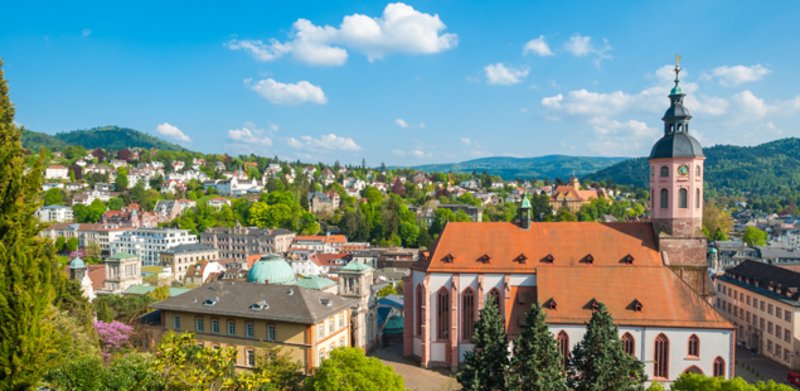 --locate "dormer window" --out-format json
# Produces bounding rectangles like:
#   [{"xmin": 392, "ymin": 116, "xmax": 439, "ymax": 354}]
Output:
[
  {"xmin": 203, "ymin": 297, "xmax": 219, "ymax": 307},
  {"xmin": 250, "ymin": 301, "xmax": 269, "ymax": 311},
  {"xmin": 581, "ymin": 254, "xmax": 594, "ymax": 264},
  {"xmin": 621, "ymin": 254, "xmax": 635, "ymax": 264},
  {"xmin": 514, "ymin": 254, "xmax": 527, "ymax": 264},
  {"xmin": 477, "ymin": 254, "xmax": 491, "ymax": 264},
  {"xmin": 540, "ymin": 254, "xmax": 555, "ymax": 264},
  {"xmin": 543, "ymin": 298, "xmax": 557, "ymax": 310},
  {"xmin": 584, "ymin": 298, "xmax": 600, "ymax": 310},
  {"xmin": 441, "ymin": 253, "xmax": 454, "ymax": 263},
  {"xmin": 628, "ymin": 299, "xmax": 643, "ymax": 312}
]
